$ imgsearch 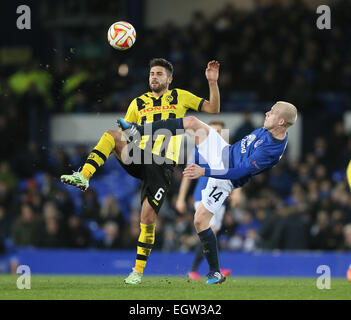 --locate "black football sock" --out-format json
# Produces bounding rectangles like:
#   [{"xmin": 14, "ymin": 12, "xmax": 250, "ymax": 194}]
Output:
[
  {"xmin": 190, "ymin": 242, "xmax": 204, "ymax": 272},
  {"xmin": 197, "ymin": 227, "xmax": 220, "ymax": 273}
]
